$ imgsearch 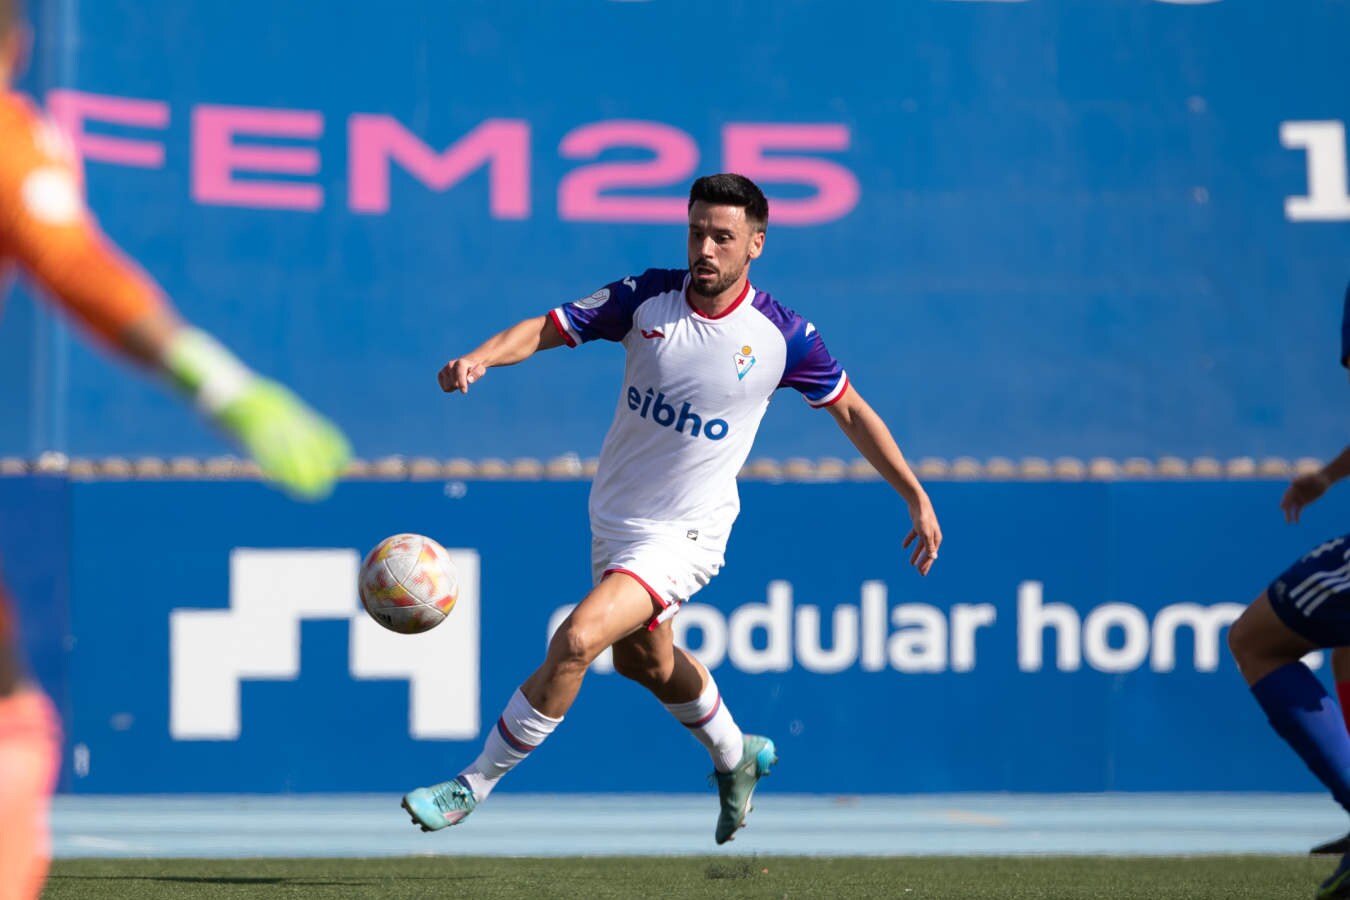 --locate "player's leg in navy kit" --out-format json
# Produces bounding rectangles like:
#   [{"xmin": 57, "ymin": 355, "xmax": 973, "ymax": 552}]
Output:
[
  {"xmin": 1315, "ymin": 648, "xmax": 1350, "ymax": 855},
  {"xmin": 1228, "ymin": 534, "xmax": 1350, "ymax": 898},
  {"xmin": 1312, "ymin": 647, "xmax": 1350, "ymax": 856}
]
